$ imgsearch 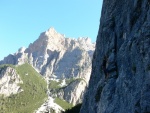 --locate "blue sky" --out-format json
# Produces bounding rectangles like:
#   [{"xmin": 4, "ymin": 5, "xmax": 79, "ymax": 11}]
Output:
[{"xmin": 0, "ymin": 0, "xmax": 103, "ymax": 60}]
